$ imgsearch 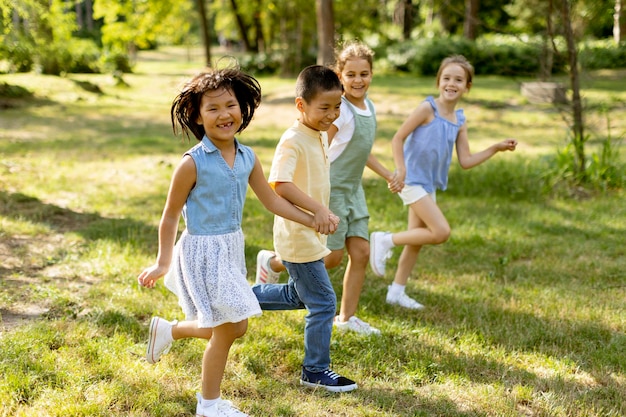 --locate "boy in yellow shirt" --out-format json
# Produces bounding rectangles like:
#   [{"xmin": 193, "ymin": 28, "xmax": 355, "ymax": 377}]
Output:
[{"xmin": 251, "ymin": 65, "xmax": 357, "ymax": 392}]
